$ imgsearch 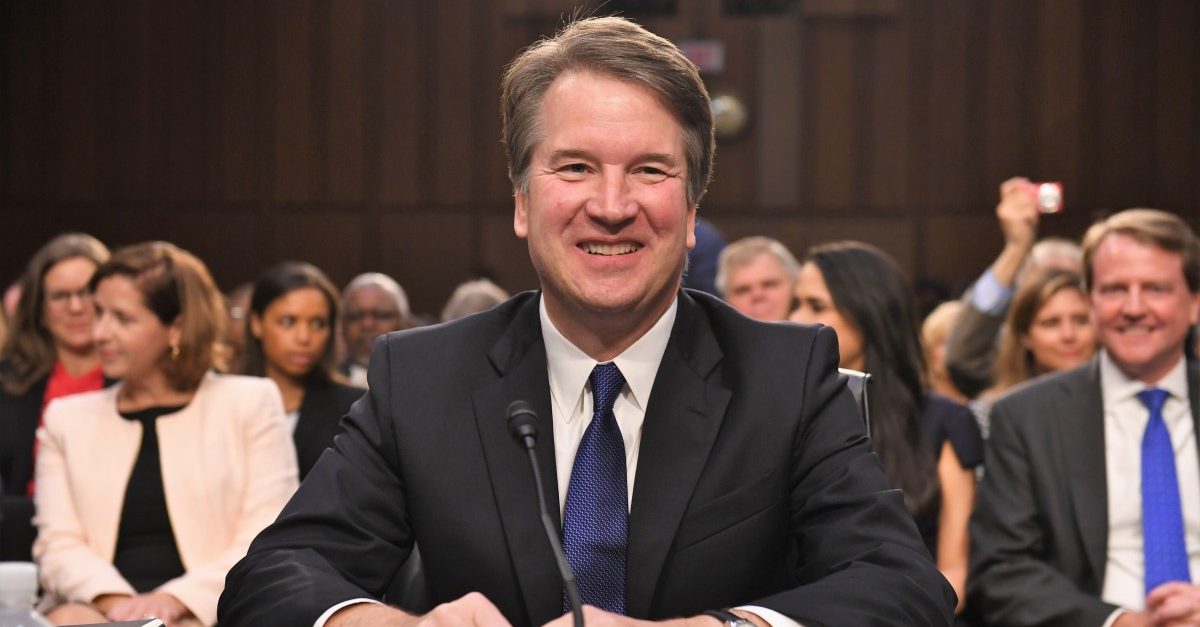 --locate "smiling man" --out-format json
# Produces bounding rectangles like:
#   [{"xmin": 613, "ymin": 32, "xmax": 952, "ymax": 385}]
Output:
[
  {"xmin": 970, "ymin": 209, "xmax": 1200, "ymax": 626},
  {"xmin": 219, "ymin": 16, "xmax": 951, "ymax": 627}
]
